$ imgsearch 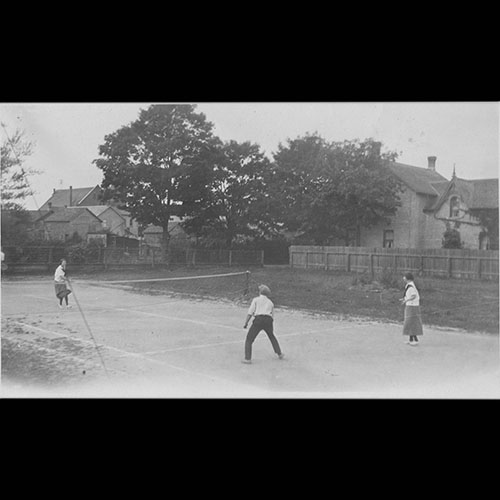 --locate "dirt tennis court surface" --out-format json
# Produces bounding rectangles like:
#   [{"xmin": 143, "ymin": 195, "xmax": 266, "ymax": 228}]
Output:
[{"xmin": 1, "ymin": 278, "xmax": 499, "ymax": 398}]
